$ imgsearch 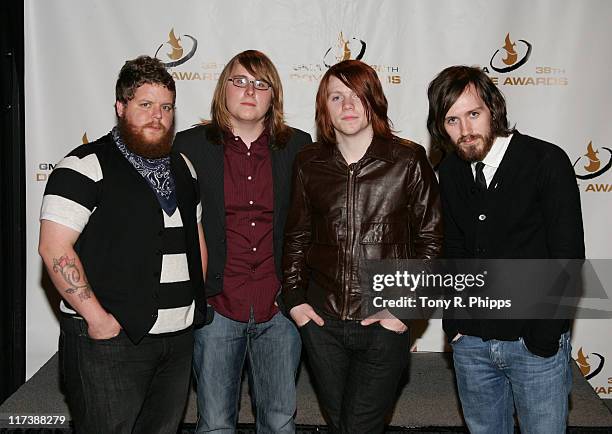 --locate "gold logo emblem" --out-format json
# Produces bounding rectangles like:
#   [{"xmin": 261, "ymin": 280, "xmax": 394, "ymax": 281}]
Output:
[
  {"xmin": 154, "ymin": 28, "xmax": 198, "ymax": 68},
  {"xmin": 501, "ymin": 33, "xmax": 518, "ymax": 66},
  {"xmin": 490, "ymin": 33, "xmax": 532, "ymax": 73}
]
